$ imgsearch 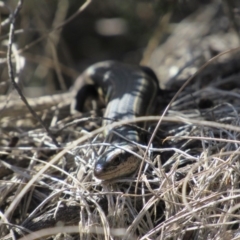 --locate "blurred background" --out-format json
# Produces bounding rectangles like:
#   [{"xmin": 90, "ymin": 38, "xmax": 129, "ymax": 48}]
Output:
[{"xmin": 0, "ymin": 0, "xmax": 240, "ymax": 97}]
